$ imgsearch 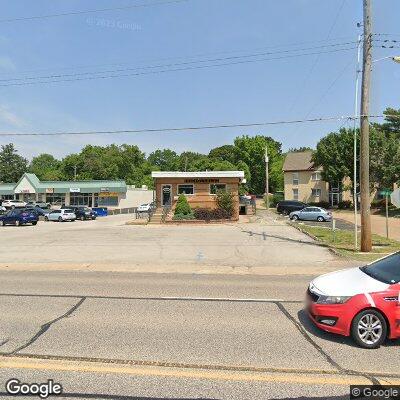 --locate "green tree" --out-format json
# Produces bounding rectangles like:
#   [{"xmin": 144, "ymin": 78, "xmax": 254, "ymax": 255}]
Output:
[
  {"xmin": 288, "ymin": 147, "xmax": 313, "ymax": 153},
  {"xmin": 312, "ymin": 128, "xmax": 357, "ymax": 190},
  {"xmin": 29, "ymin": 153, "xmax": 61, "ymax": 180},
  {"xmin": 208, "ymin": 145, "xmax": 243, "ymax": 165},
  {"xmin": 233, "ymin": 135, "xmax": 283, "ymax": 194},
  {"xmin": 378, "ymin": 107, "xmax": 400, "ymax": 134},
  {"xmin": 148, "ymin": 149, "xmax": 179, "ymax": 171},
  {"xmin": 0, "ymin": 143, "xmax": 28, "ymax": 183},
  {"xmin": 174, "ymin": 194, "xmax": 192, "ymax": 215}
]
